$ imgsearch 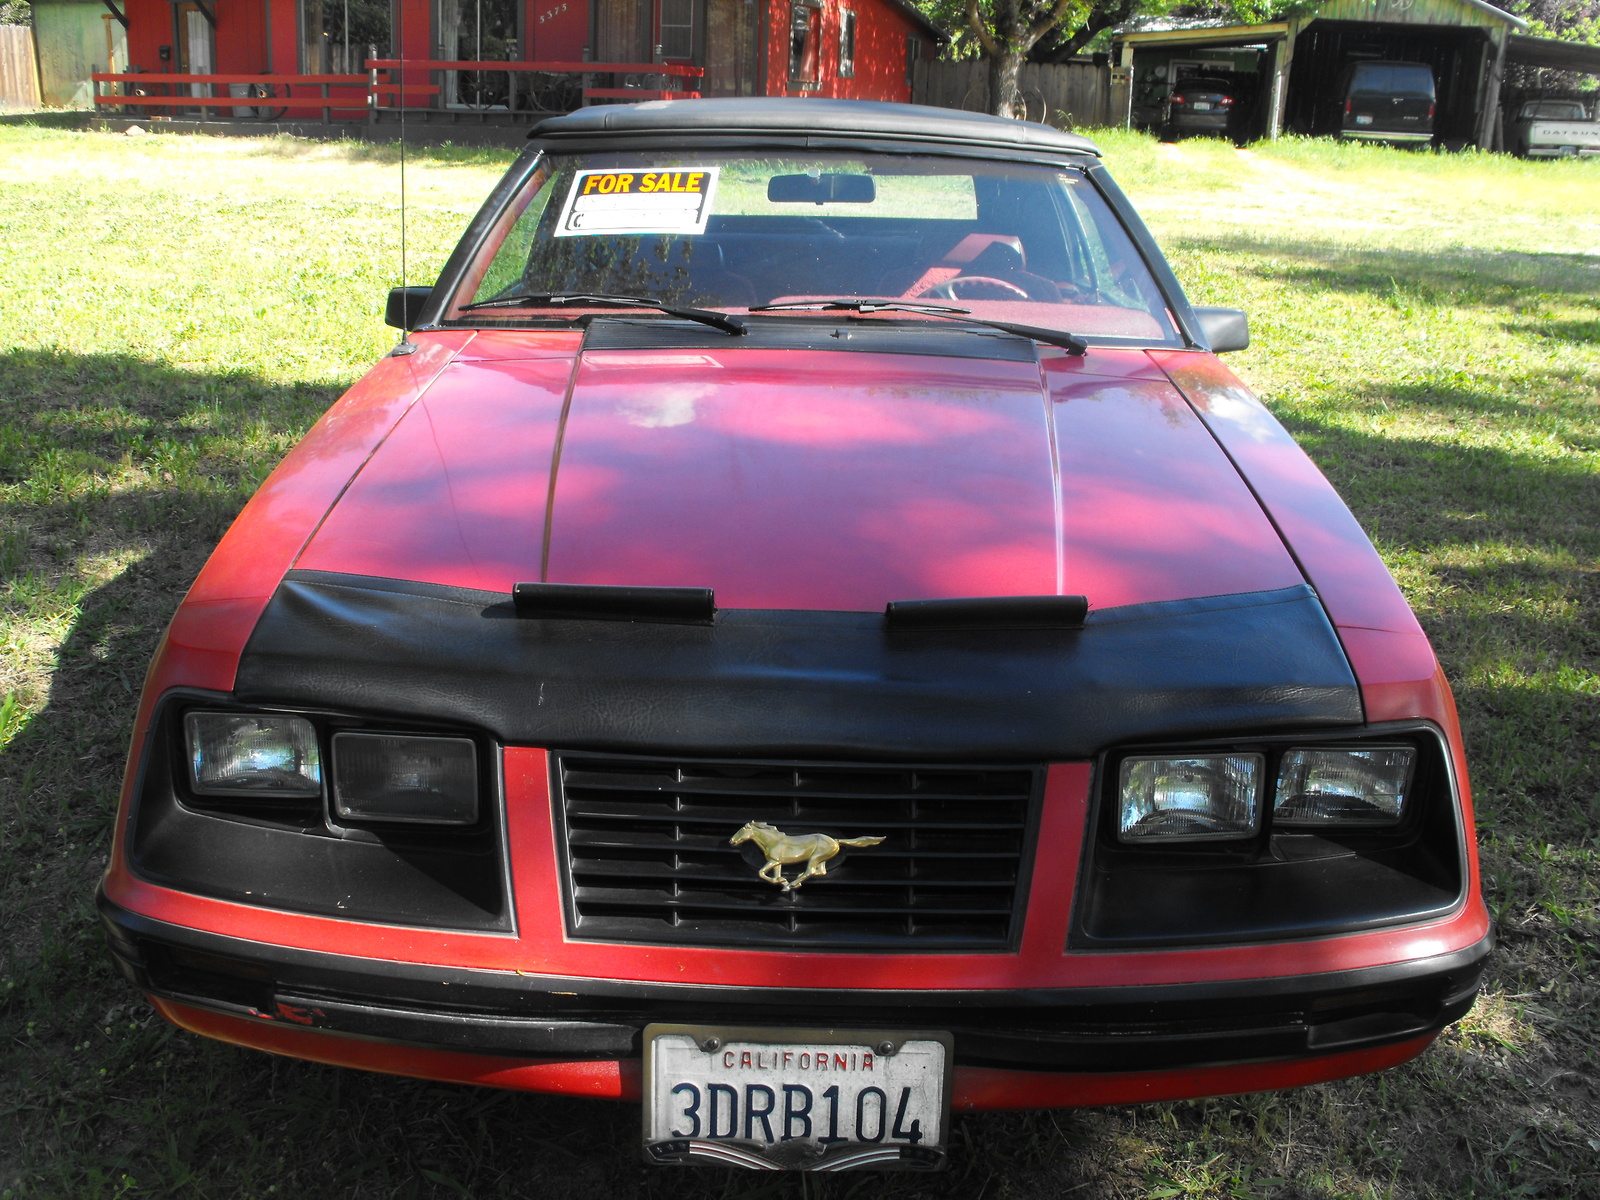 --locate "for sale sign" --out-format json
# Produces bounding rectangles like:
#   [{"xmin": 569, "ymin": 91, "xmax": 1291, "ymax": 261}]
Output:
[{"xmin": 555, "ymin": 168, "xmax": 720, "ymax": 237}]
